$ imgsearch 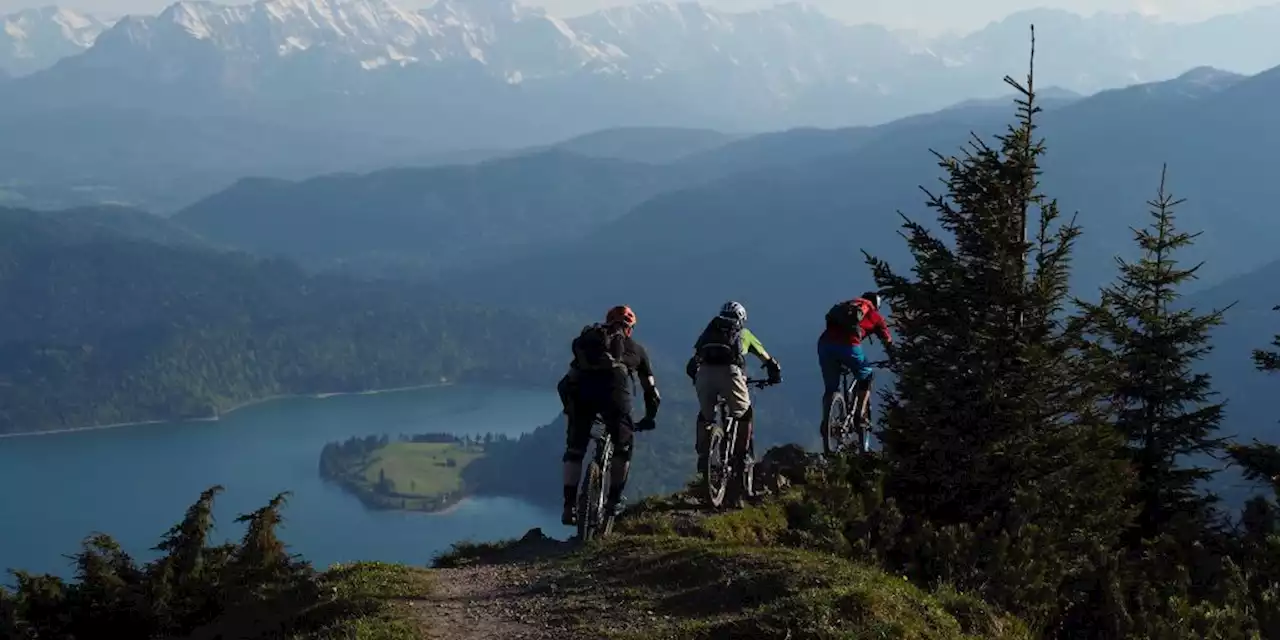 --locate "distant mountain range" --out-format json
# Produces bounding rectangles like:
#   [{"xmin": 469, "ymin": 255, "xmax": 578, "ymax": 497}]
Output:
[
  {"xmin": 4, "ymin": 43, "xmax": 1280, "ymax": 476},
  {"xmin": 0, "ymin": 7, "xmax": 108, "ymax": 77},
  {"xmin": 7, "ymin": 0, "xmax": 1280, "ymax": 151}
]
